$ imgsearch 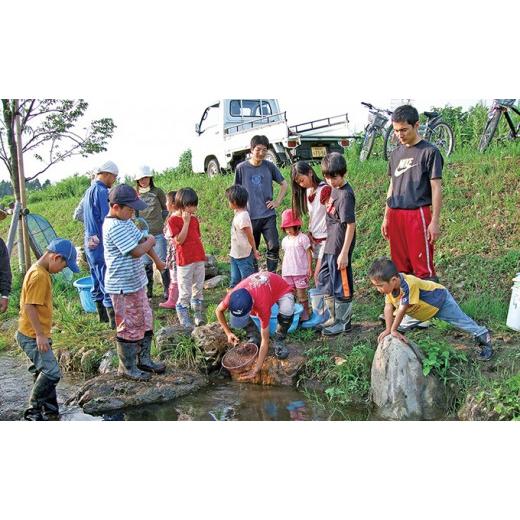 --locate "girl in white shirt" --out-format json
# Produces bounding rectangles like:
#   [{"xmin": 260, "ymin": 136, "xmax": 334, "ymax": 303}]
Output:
[{"xmin": 291, "ymin": 161, "xmax": 331, "ymax": 285}]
